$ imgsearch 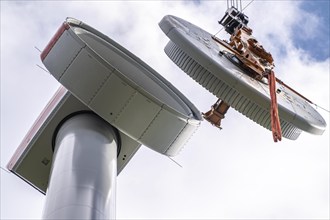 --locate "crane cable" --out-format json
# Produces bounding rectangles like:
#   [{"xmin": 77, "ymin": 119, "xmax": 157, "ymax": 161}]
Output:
[
  {"xmin": 267, "ymin": 70, "xmax": 282, "ymax": 142},
  {"xmin": 214, "ymin": 0, "xmax": 255, "ymax": 37},
  {"xmin": 227, "ymin": 0, "xmax": 243, "ymax": 11}
]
